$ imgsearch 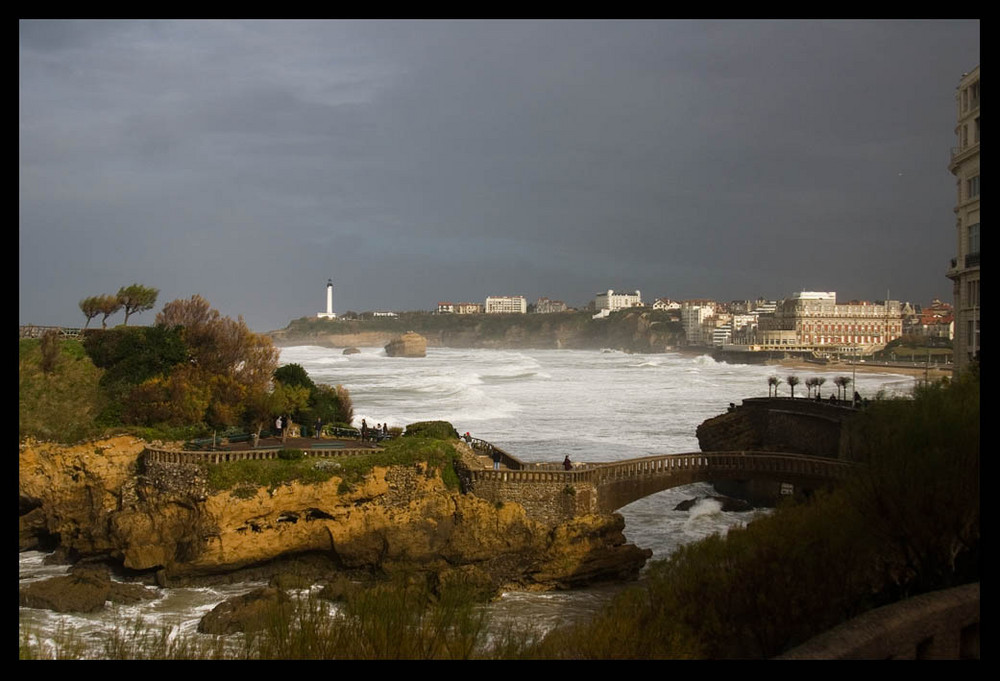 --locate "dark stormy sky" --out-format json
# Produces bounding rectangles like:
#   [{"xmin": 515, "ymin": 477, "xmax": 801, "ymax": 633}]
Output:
[{"xmin": 20, "ymin": 20, "xmax": 980, "ymax": 333}]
